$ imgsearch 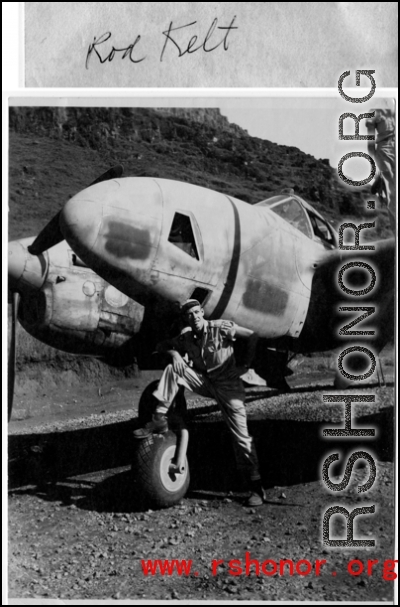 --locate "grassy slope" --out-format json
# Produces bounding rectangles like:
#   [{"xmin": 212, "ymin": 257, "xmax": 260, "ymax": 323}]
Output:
[{"xmin": 9, "ymin": 107, "xmax": 391, "ymax": 239}]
